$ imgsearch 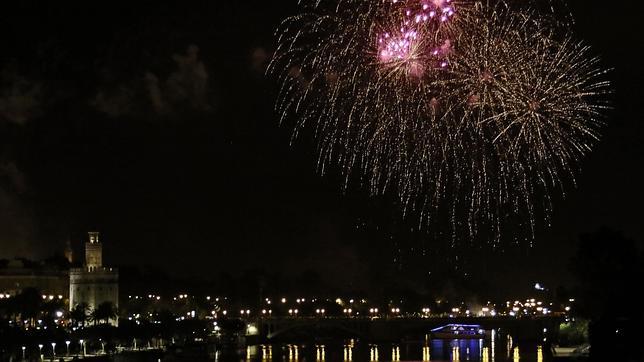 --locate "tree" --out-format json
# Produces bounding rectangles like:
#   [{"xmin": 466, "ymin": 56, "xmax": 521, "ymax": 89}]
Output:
[
  {"xmin": 11, "ymin": 288, "xmax": 42, "ymax": 326},
  {"xmin": 91, "ymin": 302, "xmax": 118, "ymax": 325},
  {"xmin": 71, "ymin": 303, "xmax": 89, "ymax": 328}
]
